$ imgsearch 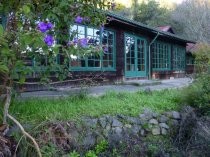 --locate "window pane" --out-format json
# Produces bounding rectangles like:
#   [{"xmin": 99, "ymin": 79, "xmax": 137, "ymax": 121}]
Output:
[
  {"xmin": 70, "ymin": 25, "xmax": 115, "ymax": 70},
  {"xmin": 78, "ymin": 25, "xmax": 85, "ymax": 35},
  {"xmin": 152, "ymin": 42, "xmax": 170, "ymax": 70}
]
